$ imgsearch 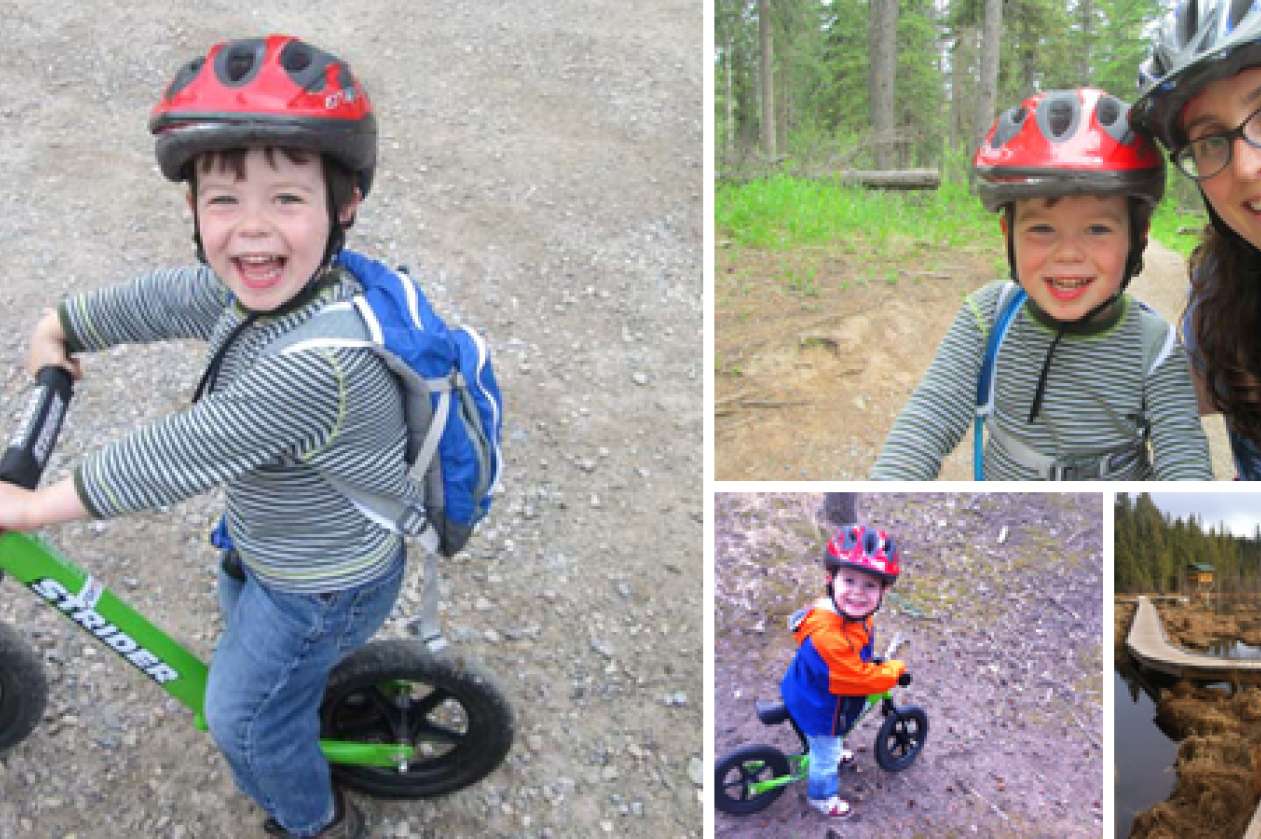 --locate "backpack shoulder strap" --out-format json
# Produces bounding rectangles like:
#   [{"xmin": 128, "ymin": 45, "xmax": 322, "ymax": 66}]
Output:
[
  {"xmin": 1131, "ymin": 299, "xmax": 1176, "ymax": 378},
  {"xmin": 976, "ymin": 281, "xmax": 1026, "ymax": 414},
  {"xmin": 973, "ymin": 281, "xmax": 1026, "ymax": 480}
]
